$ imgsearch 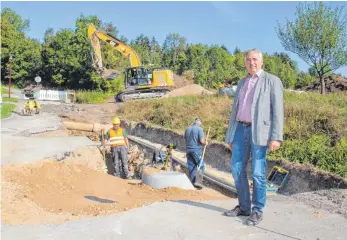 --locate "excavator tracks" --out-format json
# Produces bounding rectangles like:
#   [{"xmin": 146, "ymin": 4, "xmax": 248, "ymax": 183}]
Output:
[{"xmin": 115, "ymin": 88, "xmax": 169, "ymax": 102}]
